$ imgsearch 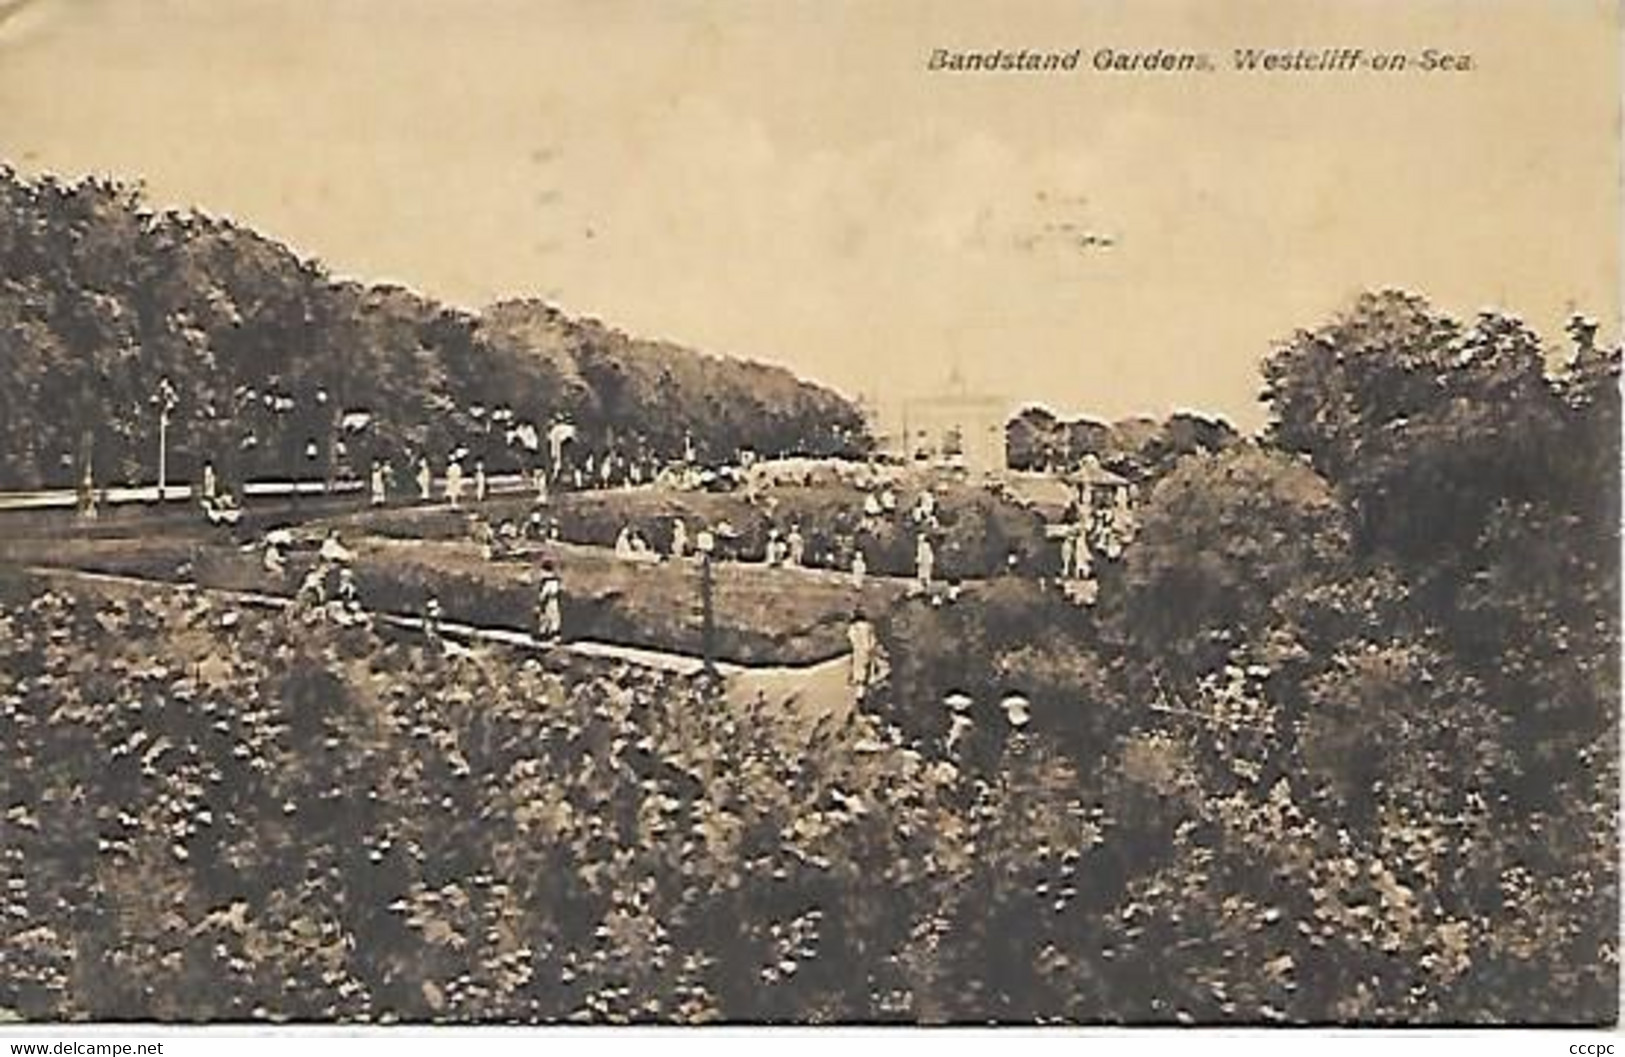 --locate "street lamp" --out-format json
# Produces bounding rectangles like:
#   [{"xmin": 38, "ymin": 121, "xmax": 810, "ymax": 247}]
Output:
[
  {"xmin": 696, "ymin": 527, "xmax": 717, "ymax": 679},
  {"xmin": 151, "ymin": 377, "xmax": 178, "ymax": 502}
]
